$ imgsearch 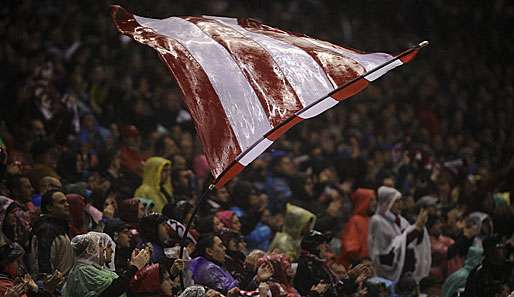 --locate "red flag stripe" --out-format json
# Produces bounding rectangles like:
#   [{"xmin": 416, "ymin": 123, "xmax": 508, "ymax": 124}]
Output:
[
  {"xmin": 214, "ymin": 162, "xmax": 245, "ymax": 189},
  {"xmin": 186, "ymin": 17, "xmax": 303, "ymax": 127},
  {"xmin": 133, "ymin": 15, "xmax": 273, "ymax": 151},
  {"xmin": 112, "ymin": 7, "xmax": 242, "ymax": 178}
]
